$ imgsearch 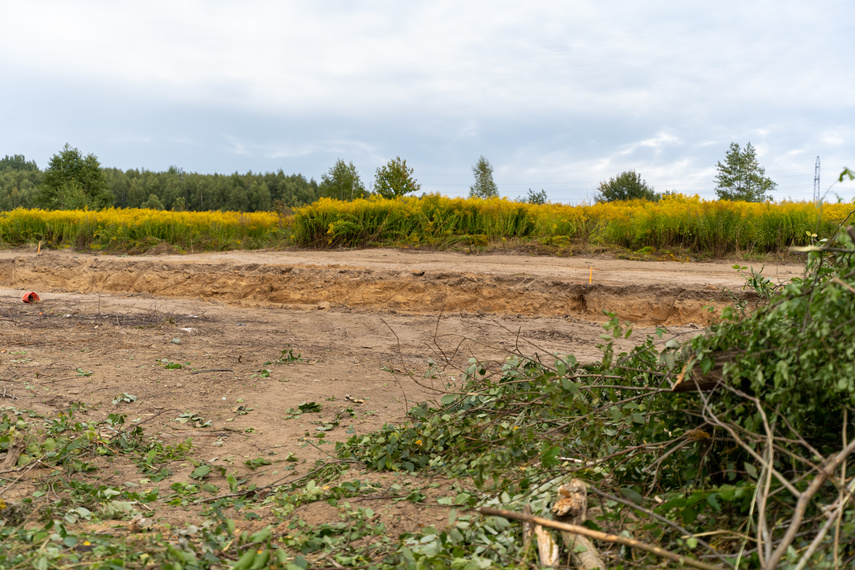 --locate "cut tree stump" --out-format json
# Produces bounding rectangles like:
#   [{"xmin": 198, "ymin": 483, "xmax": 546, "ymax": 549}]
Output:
[{"xmin": 552, "ymin": 479, "xmax": 606, "ymax": 570}]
